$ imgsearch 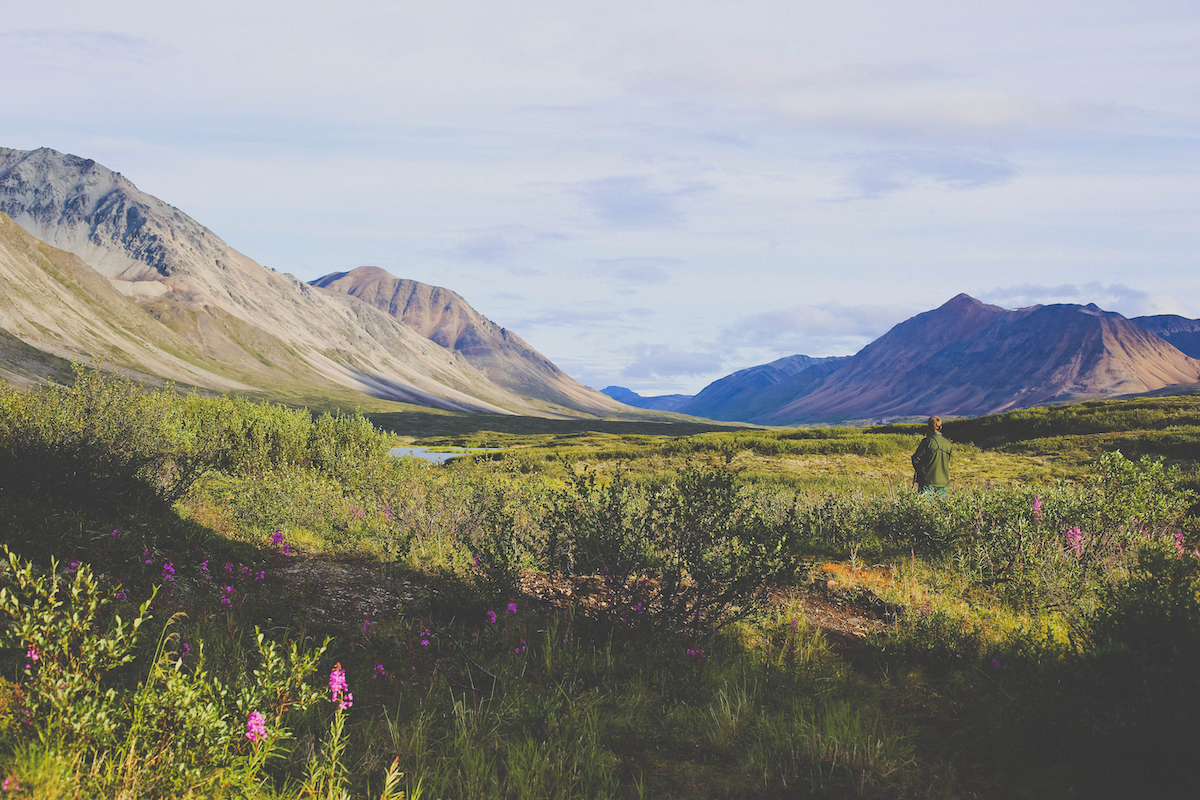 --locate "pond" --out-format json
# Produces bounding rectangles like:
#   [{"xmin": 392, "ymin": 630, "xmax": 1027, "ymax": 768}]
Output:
[{"xmin": 388, "ymin": 447, "xmax": 501, "ymax": 465}]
